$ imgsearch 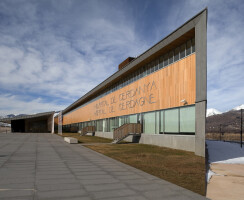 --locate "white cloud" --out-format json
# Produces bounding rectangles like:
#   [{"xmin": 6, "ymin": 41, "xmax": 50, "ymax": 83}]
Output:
[
  {"xmin": 0, "ymin": 0, "xmax": 243, "ymax": 115},
  {"xmin": 161, "ymin": 0, "xmax": 244, "ymax": 112},
  {"xmin": 0, "ymin": 94, "xmax": 64, "ymax": 116}
]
